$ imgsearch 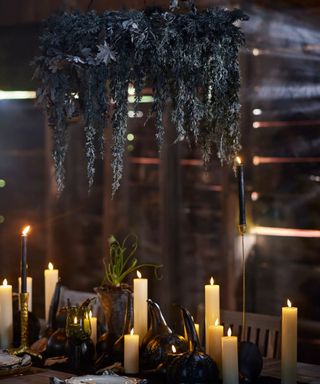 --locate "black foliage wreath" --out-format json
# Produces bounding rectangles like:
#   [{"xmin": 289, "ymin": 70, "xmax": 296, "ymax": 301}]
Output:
[{"xmin": 34, "ymin": 7, "xmax": 248, "ymax": 195}]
